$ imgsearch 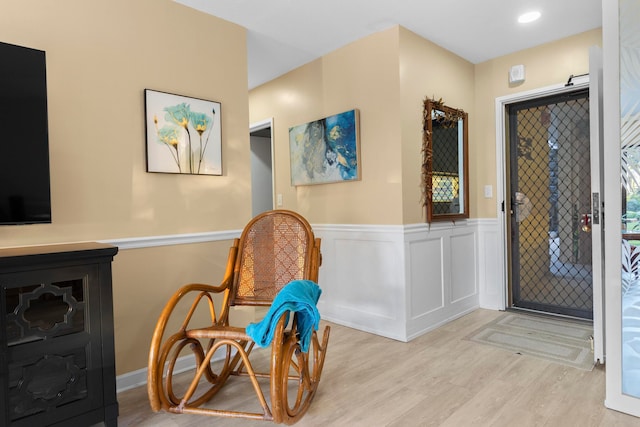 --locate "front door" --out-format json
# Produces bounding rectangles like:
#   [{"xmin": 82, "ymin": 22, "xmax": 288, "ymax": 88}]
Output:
[{"xmin": 508, "ymin": 88, "xmax": 593, "ymax": 319}]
